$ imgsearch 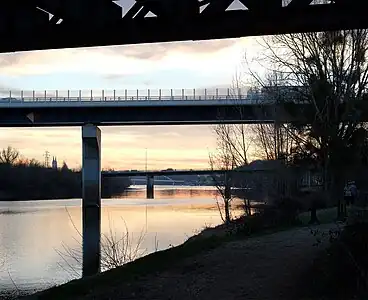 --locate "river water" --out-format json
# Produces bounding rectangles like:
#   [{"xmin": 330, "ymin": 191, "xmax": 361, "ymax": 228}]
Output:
[{"xmin": 0, "ymin": 185, "xmax": 236, "ymax": 294}]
